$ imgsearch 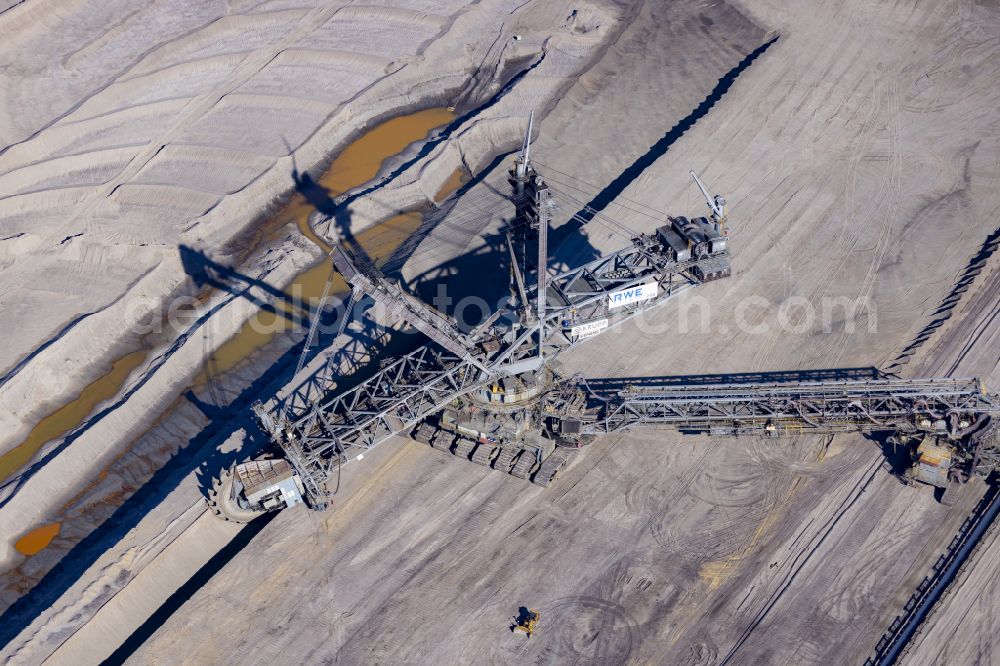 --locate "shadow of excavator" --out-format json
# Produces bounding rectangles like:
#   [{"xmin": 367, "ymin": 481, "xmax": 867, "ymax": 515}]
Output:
[
  {"xmin": 289, "ymin": 159, "xmax": 374, "ymax": 270},
  {"xmin": 178, "ymin": 244, "xmax": 314, "ymax": 329},
  {"xmin": 291, "ymin": 168, "xmax": 336, "ymax": 217},
  {"xmin": 376, "ymin": 153, "xmax": 604, "ymax": 329}
]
